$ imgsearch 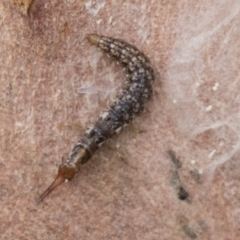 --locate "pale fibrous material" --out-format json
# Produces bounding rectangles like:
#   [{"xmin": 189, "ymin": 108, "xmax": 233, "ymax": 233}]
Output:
[{"xmin": 165, "ymin": 1, "xmax": 240, "ymax": 186}]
